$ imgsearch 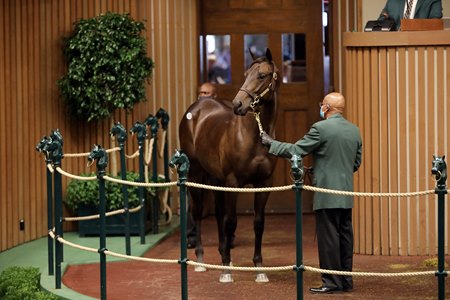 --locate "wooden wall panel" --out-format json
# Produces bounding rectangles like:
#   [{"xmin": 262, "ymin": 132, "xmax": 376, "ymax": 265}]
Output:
[
  {"xmin": 345, "ymin": 32, "xmax": 450, "ymax": 255},
  {"xmin": 0, "ymin": 0, "xmax": 199, "ymax": 252}
]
